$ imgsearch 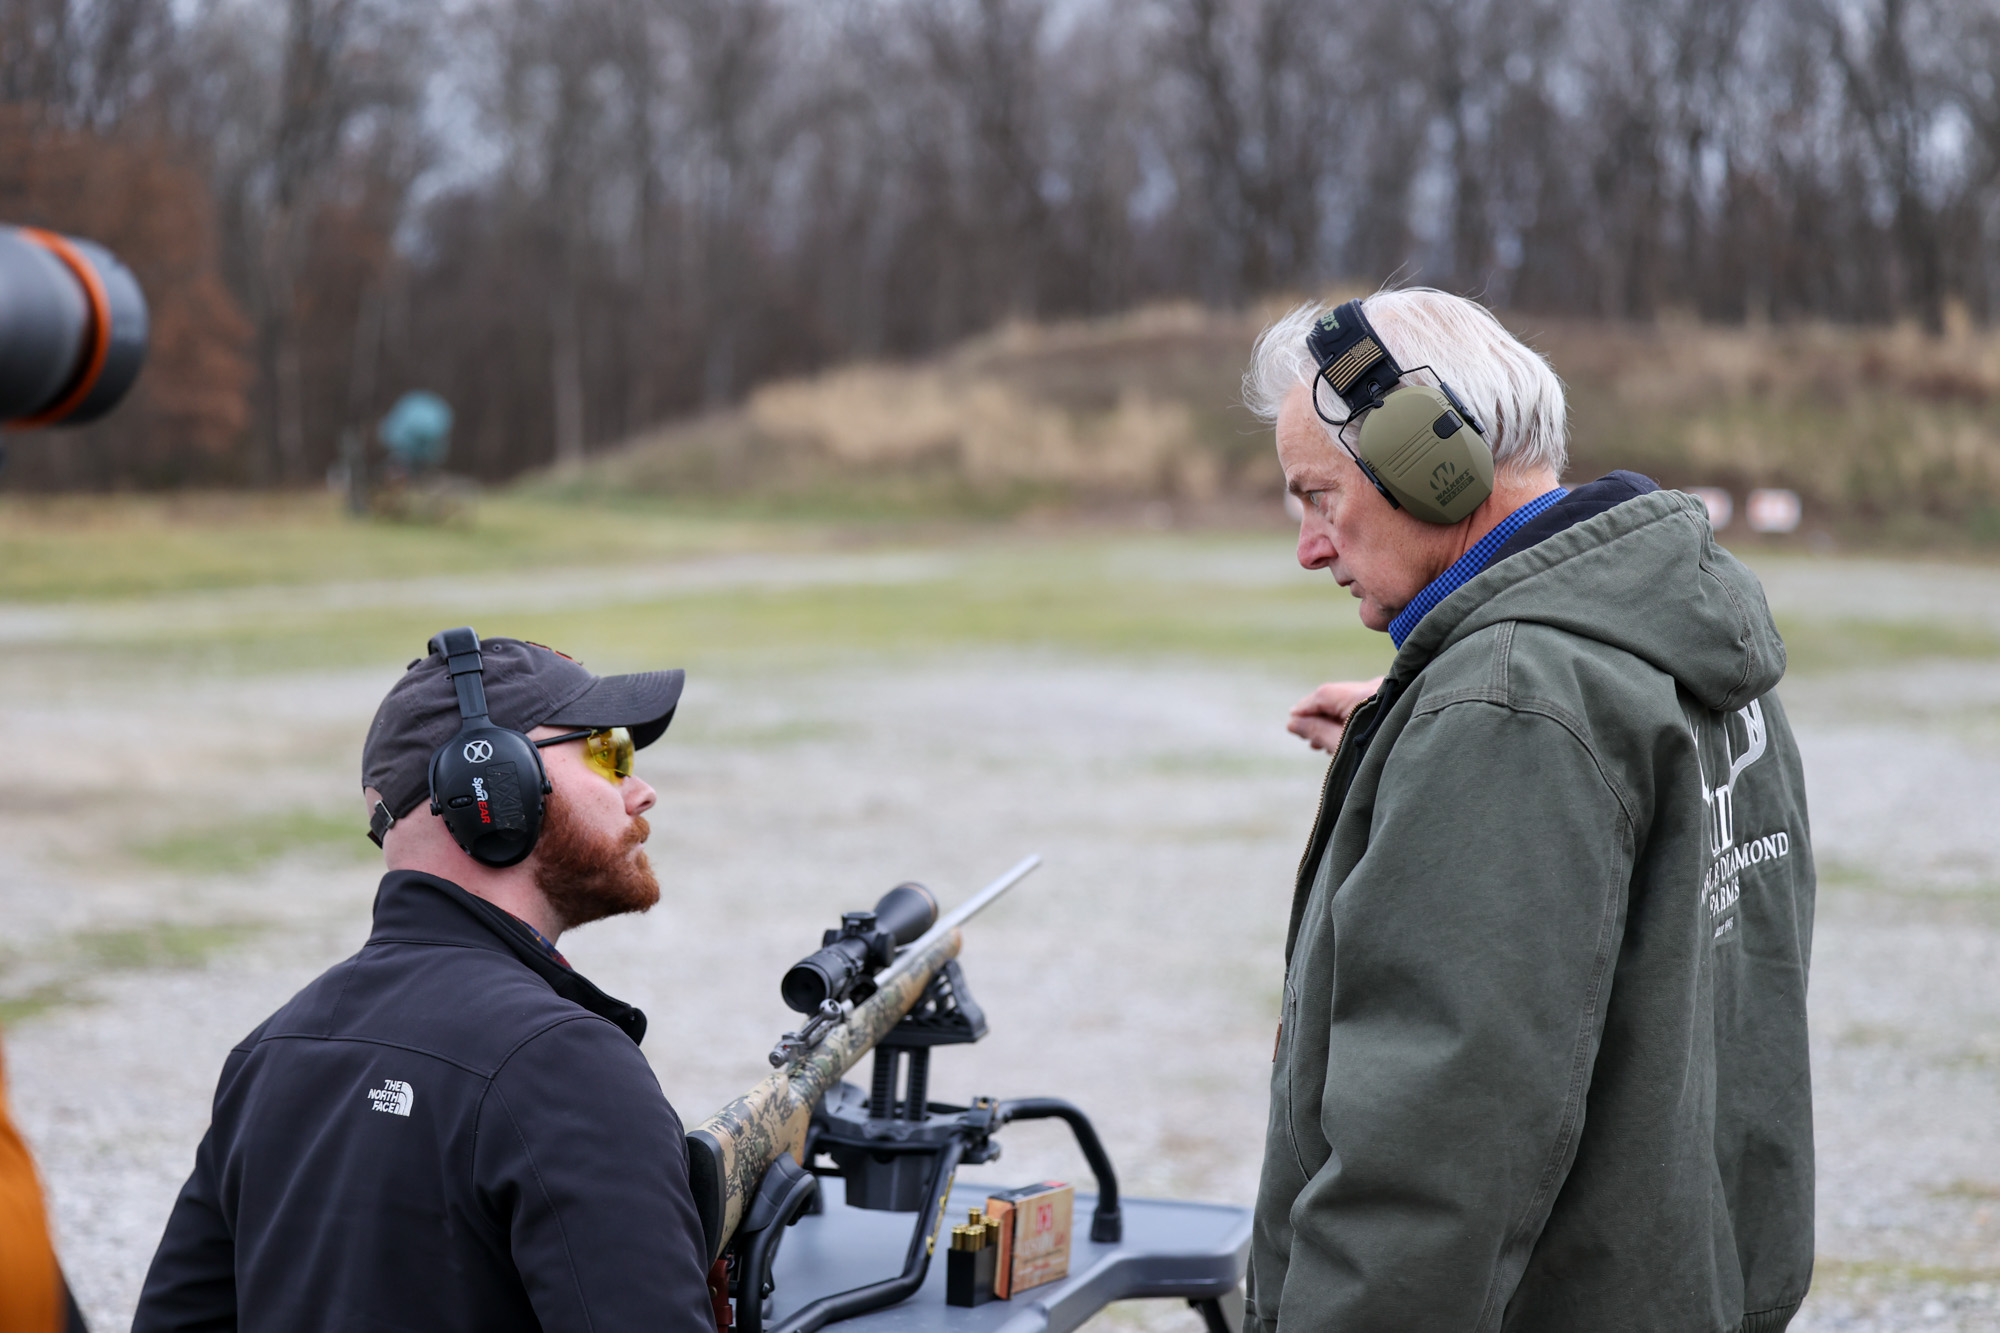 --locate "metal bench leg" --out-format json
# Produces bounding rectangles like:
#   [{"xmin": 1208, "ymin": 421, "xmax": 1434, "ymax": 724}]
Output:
[{"xmin": 1189, "ymin": 1282, "xmax": 1244, "ymax": 1333}]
